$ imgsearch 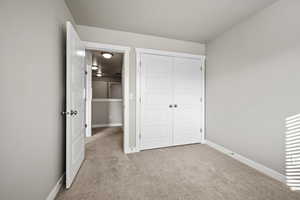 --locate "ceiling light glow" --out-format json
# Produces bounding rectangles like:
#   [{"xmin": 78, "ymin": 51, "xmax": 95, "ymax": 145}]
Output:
[
  {"xmin": 101, "ymin": 52, "xmax": 113, "ymax": 59},
  {"xmin": 96, "ymin": 72, "xmax": 102, "ymax": 77},
  {"xmin": 91, "ymin": 65, "xmax": 98, "ymax": 70}
]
